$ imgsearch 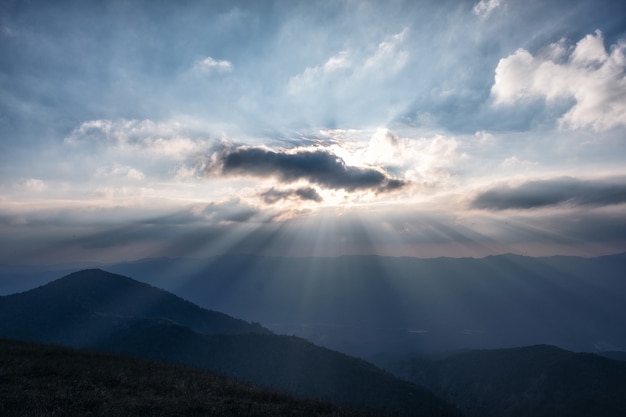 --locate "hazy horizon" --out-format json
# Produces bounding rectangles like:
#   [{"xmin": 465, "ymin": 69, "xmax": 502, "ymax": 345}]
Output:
[
  {"xmin": 2, "ymin": 0, "xmax": 626, "ymax": 264},
  {"xmin": 3, "ymin": 249, "xmax": 626, "ymax": 270}
]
